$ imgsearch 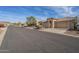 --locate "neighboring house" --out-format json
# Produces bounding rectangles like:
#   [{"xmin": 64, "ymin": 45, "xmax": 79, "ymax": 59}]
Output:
[
  {"xmin": 42, "ymin": 17, "xmax": 75, "ymax": 29},
  {"xmin": 0, "ymin": 21, "xmax": 10, "ymax": 27}
]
